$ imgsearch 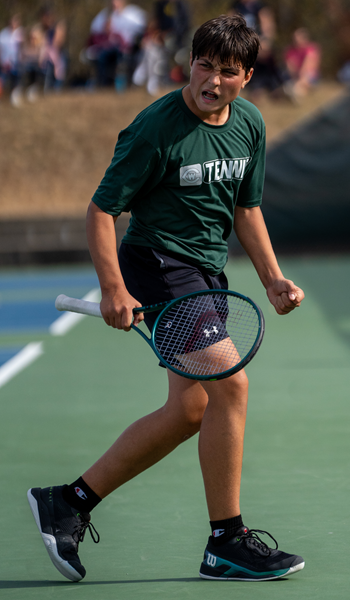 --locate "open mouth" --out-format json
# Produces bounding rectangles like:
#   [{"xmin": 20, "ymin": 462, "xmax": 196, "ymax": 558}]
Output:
[{"xmin": 202, "ymin": 90, "xmax": 218, "ymax": 101}]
